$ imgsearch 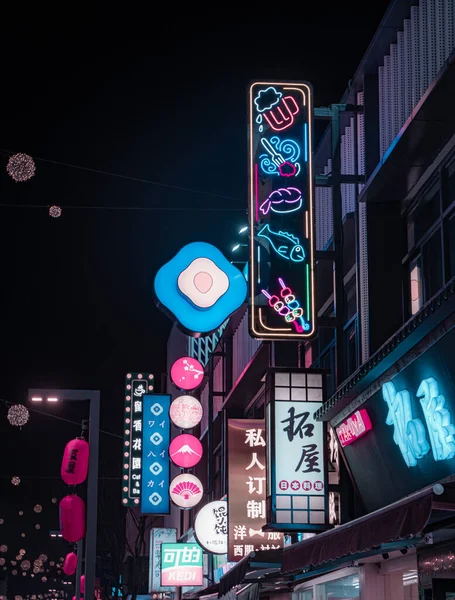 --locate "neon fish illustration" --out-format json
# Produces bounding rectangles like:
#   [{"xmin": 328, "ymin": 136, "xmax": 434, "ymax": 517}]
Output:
[
  {"xmin": 259, "ymin": 187, "xmax": 302, "ymax": 215},
  {"xmin": 257, "ymin": 225, "xmax": 305, "ymax": 262}
]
